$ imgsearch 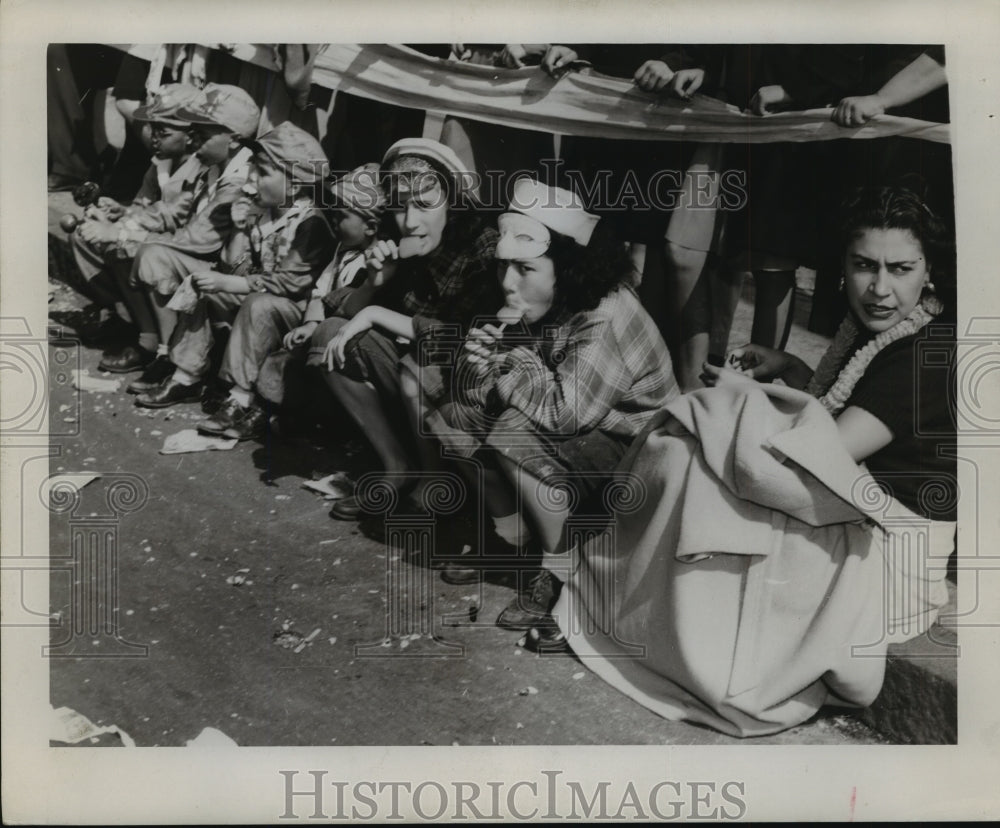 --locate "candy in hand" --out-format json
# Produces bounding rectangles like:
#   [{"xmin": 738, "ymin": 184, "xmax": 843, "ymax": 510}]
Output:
[
  {"xmin": 72, "ymin": 181, "xmax": 101, "ymax": 207},
  {"xmin": 496, "ymin": 306, "xmax": 524, "ymax": 330},
  {"xmin": 397, "ymin": 236, "xmax": 422, "ymax": 259}
]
